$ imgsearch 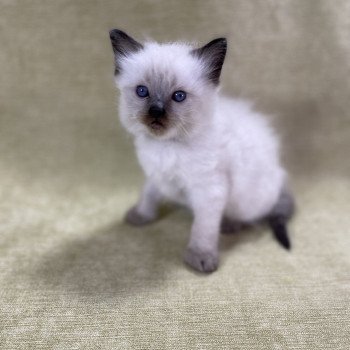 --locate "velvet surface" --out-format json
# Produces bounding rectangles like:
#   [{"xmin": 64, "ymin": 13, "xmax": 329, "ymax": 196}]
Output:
[{"xmin": 1, "ymin": 1, "xmax": 349, "ymax": 348}]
